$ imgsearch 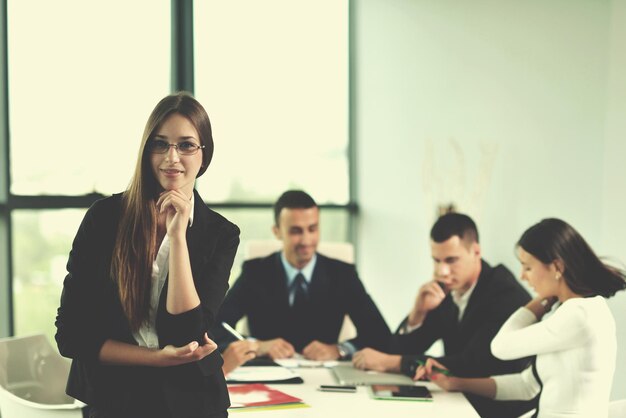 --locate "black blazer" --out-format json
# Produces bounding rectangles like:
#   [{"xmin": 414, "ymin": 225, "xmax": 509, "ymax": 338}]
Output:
[
  {"xmin": 390, "ymin": 260, "xmax": 534, "ymax": 418},
  {"xmin": 213, "ymin": 252, "xmax": 390, "ymax": 353},
  {"xmin": 55, "ymin": 190, "xmax": 239, "ymax": 418}
]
